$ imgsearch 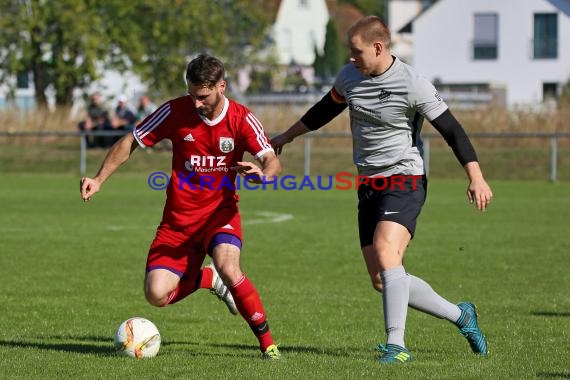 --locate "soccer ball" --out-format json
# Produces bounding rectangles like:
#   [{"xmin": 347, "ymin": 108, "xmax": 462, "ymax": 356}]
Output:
[{"xmin": 114, "ymin": 317, "xmax": 161, "ymax": 358}]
